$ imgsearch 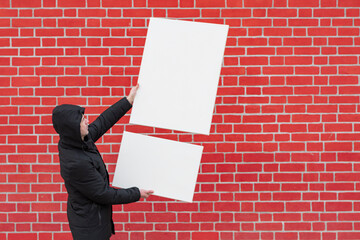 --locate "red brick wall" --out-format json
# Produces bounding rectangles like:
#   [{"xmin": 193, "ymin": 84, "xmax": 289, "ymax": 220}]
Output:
[{"xmin": 1, "ymin": 0, "xmax": 360, "ymax": 239}]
